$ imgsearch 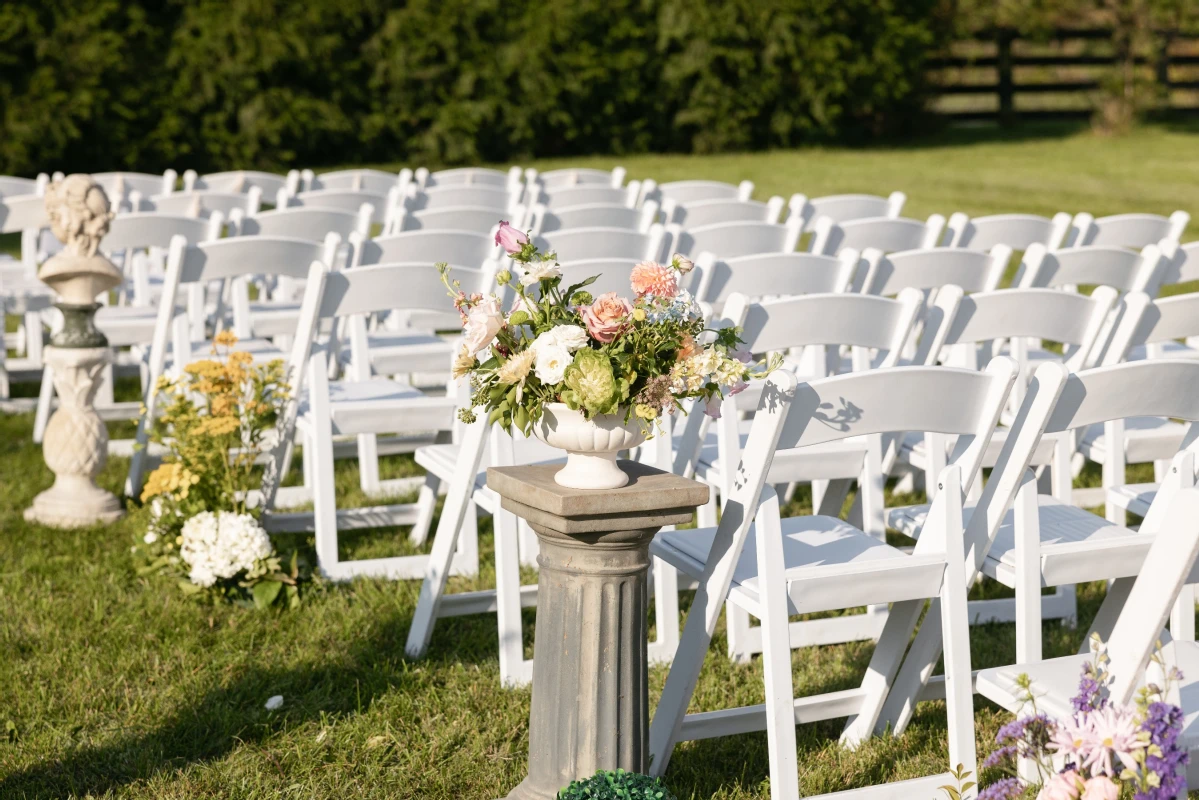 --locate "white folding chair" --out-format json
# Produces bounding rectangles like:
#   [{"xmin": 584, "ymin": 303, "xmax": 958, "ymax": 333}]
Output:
[
  {"xmin": 977, "ymin": 487, "xmax": 1199, "ymax": 794},
  {"xmin": 535, "ymin": 224, "xmax": 667, "ymax": 263},
  {"xmin": 529, "ymin": 183, "xmax": 639, "ymax": 210},
  {"xmin": 393, "ymin": 204, "xmax": 528, "ymax": 235},
  {"xmin": 649, "ymin": 362, "xmax": 1026, "ymax": 798},
  {"xmin": 524, "ymin": 166, "xmax": 625, "ymax": 191},
  {"xmin": 0, "ymin": 191, "xmax": 54, "ymax": 392},
  {"xmin": 301, "ymin": 168, "xmax": 407, "ymax": 195},
  {"xmin": 810, "ymin": 214, "xmax": 945, "ymax": 256},
  {"xmin": 93, "ymin": 171, "xmax": 178, "ymax": 209},
  {"xmin": 137, "ymin": 189, "xmax": 262, "ymax": 220},
  {"xmin": 663, "ymin": 196, "xmax": 784, "ymax": 228},
  {"xmin": 126, "ymin": 235, "xmax": 340, "ymax": 498},
  {"xmin": 879, "ymin": 360, "xmax": 1199, "ymax": 746},
  {"xmin": 0, "ymin": 175, "xmax": 41, "ymax": 197},
  {"xmin": 283, "ymin": 188, "xmax": 398, "ymax": 229},
  {"xmin": 640, "ymin": 178, "xmax": 753, "ymax": 207},
  {"xmin": 1069, "ymin": 210, "xmax": 1189, "ymax": 248},
  {"xmin": 860, "ymin": 245, "xmax": 1011, "ymax": 297},
  {"xmin": 944, "ymin": 212, "xmax": 1072, "ymax": 251},
  {"xmin": 183, "ymin": 169, "xmax": 298, "ymax": 198},
  {"xmin": 1158, "ymin": 240, "xmax": 1199, "ymax": 296},
  {"xmin": 423, "ymin": 166, "xmax": 523, "ymax": 192},
  {"xmin": 677, "ymin": 289, "xmax": 926, "ymax": 660},
  {"xmin": 258, "ymin": 263, "xmax": 469, "ymax": 582},
  {"xmin": 669, "ymin": 220, "xmax": 801, "ymax": 259},
  {"xmin": 1017, "ymin": 241, "xmax": 1167, "ymax": 296},
  {"xmin": 788, "ymin": 191, "xmax": 905, "ymax": 232}
]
